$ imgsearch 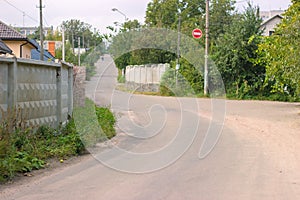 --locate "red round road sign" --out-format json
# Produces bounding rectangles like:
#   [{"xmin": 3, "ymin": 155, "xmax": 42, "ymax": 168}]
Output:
[{"xmin": 192, "ymin": 28, "xmax": 202, "ymax": 39}]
